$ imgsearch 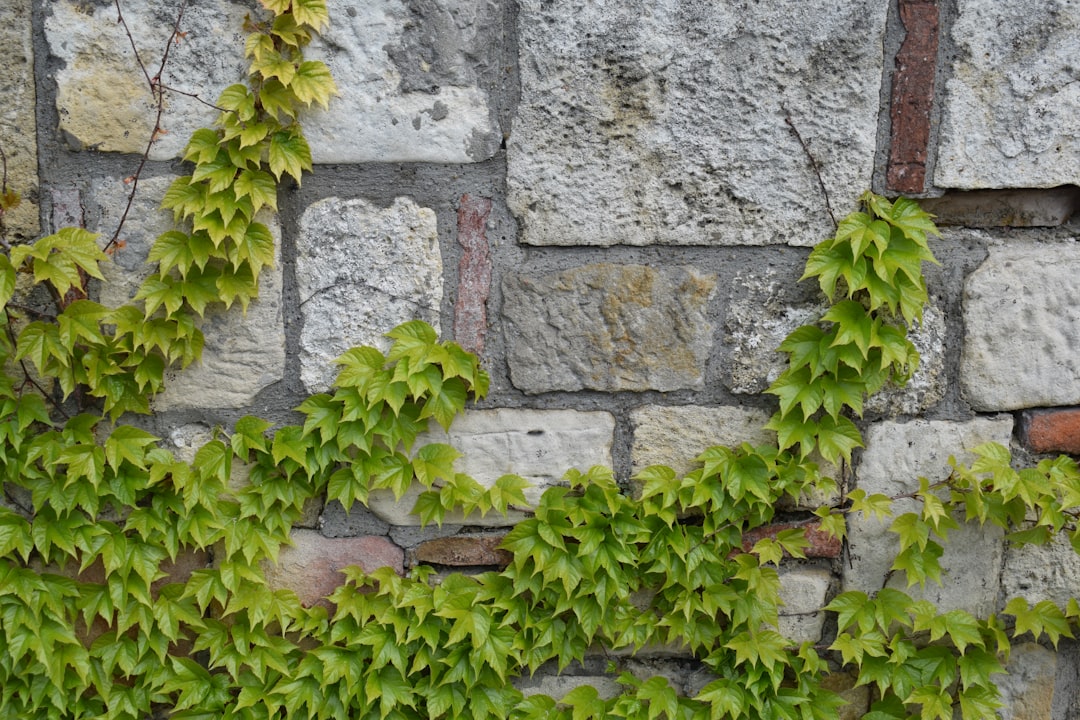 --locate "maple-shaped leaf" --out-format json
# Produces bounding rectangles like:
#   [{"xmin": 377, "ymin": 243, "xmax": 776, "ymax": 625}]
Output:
[
  {"xmin": 233, "ymin": 169, "xmax": 278, "ymax": 213},
  {"xmin": 289, "ymin": 60, "xmax": 337, "ymax": 108},
  {"xmin": 268, "ymin": 130, "xmax": 312, "ymax": 183},
  {"xmin": 292, "ymin": 0, "xmax": 330, "ymax": 30}
]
